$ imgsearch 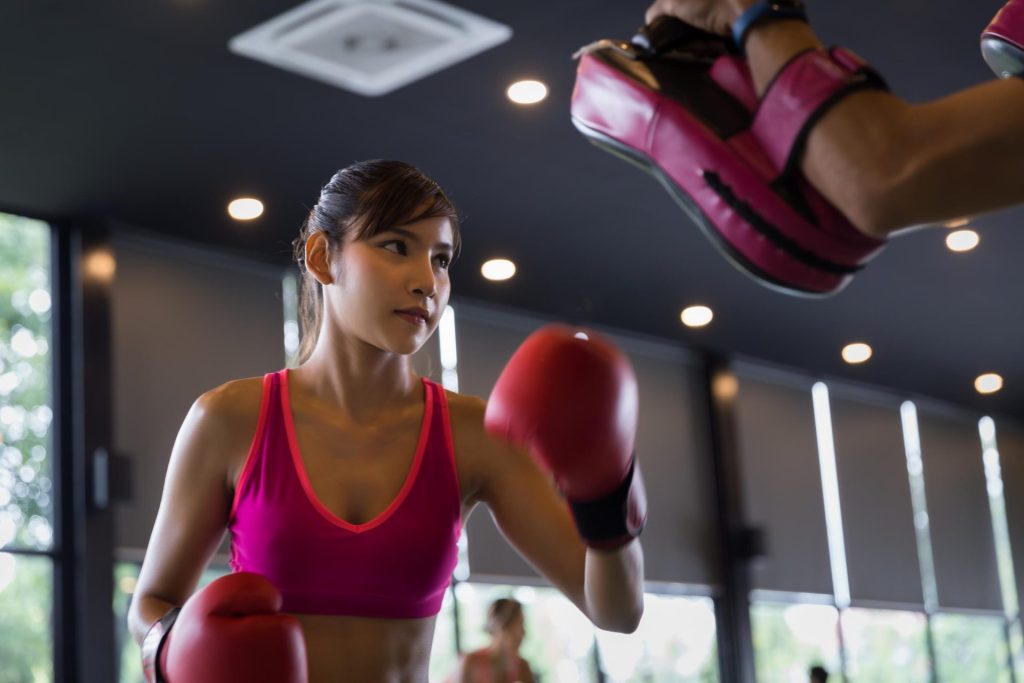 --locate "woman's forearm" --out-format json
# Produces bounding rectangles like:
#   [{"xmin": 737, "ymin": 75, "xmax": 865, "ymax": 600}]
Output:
[
  {"xmin": 128, "ymin": 594, "xmax": 178, "ymax": 645},
  {"xmin": 801, "ymin": 77, "xmax": 1024, "ymax": 235},
  {"xmin": 583, "ymin": 539, "xmax": 645, "ymax": 633}
]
